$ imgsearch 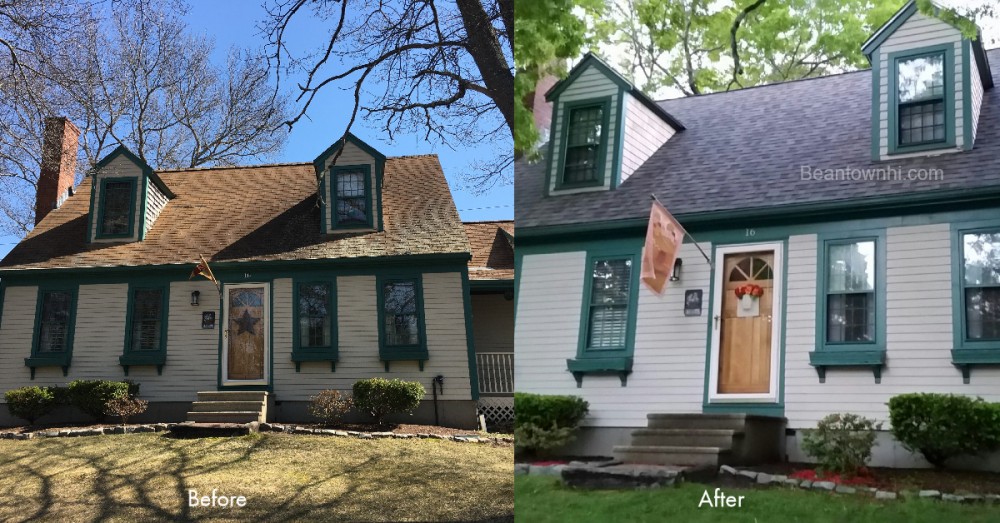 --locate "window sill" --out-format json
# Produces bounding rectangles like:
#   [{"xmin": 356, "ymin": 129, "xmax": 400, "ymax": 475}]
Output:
[
  {"xmin": 379, "ymin": 347, "xmax": 429, "ymax": 371},
  {"xmin": 951, "ymin": 349, "xmax": 1000, "ymax": 384},
  {"xmin": 291, "ymin": 348, "xmax": 340, "ymax": 372},
  {"xmin": 808, "ymin": 349, "xmax": 886, "ymax": 384},
  {"xmin": 566, "ymin": 356, "xmax": 633, "ymax": 387},
  {"xmin": 25, "ymin": 354, "xmax": 72, "ymax": 379},
  {"xmin": 119, "ymin": 353, "xmax": 166, "ymax": 376},
  {"xmin": 887, "ymin": 140, "xmax": 955, "ymax": 156}
]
